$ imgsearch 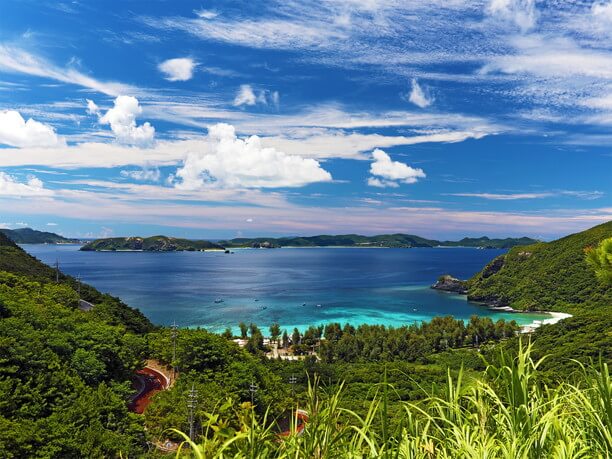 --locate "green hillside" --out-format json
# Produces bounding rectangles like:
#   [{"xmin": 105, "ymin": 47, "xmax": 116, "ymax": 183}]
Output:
[
  {"xmin": 220, "ymin": 233, "xmax": 538, "ymax": 248},
  {"xmin": 0, "ymin": 227, "xmax": 77, "ymax": 244},
  {"xmin": 0, "ymin": 233, "xmax": 153, "ymax": 334},
  {"xmin": 80, "ymin": 235, "xmax": 225, "ymax": 251},
  {"xmin": 467, "ymin": 221, "xmax": 612, "ymax": 312}
]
